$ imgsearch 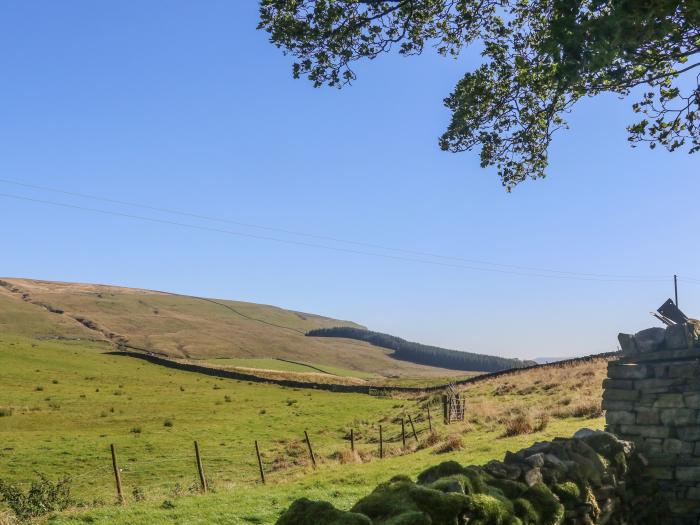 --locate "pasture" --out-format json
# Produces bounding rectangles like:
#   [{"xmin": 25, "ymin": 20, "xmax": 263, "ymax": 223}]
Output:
[{"xmin": 0, "ymin": 335, "xmax": 606, "ymax": 524}]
